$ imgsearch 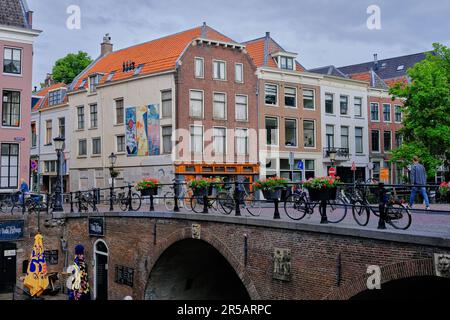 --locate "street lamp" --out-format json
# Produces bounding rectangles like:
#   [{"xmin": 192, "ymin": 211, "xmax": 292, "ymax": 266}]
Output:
[
  {"xmin": 53, "ymin": 136, "xmax": 65, "ymax": 212},
  {"xmin": 329, "ymin": 149, "xmax": 337, "ymax": 168},
  {"xmin": 108, "ymin": 153, "xmax": 118, "ymax": 211}
]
